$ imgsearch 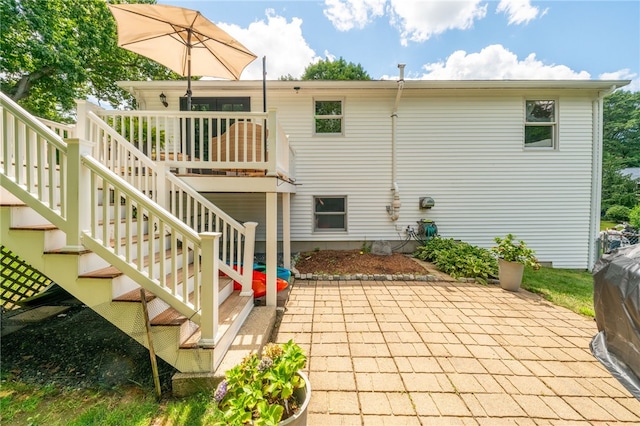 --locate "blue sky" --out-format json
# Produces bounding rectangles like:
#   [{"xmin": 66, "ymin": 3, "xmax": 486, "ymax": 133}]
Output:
[{"xmin": 158, "ymin": 0, "xmax": 640, "ymax": 91}]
